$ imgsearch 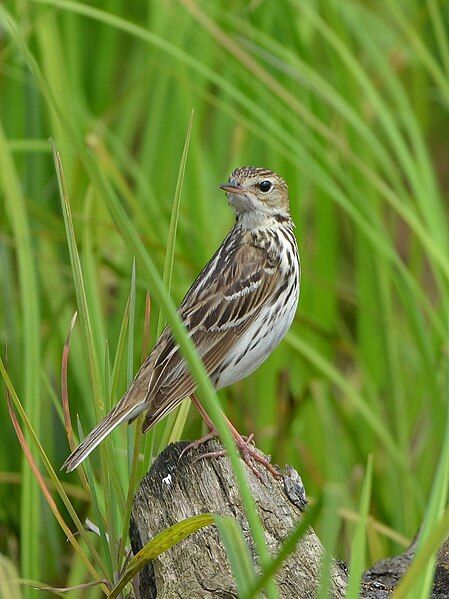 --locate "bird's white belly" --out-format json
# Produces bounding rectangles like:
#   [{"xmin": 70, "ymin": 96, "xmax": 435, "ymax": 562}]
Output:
[{"xmin": 215, "ymin": 283, "xmax": 299, "ymax": 390}]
